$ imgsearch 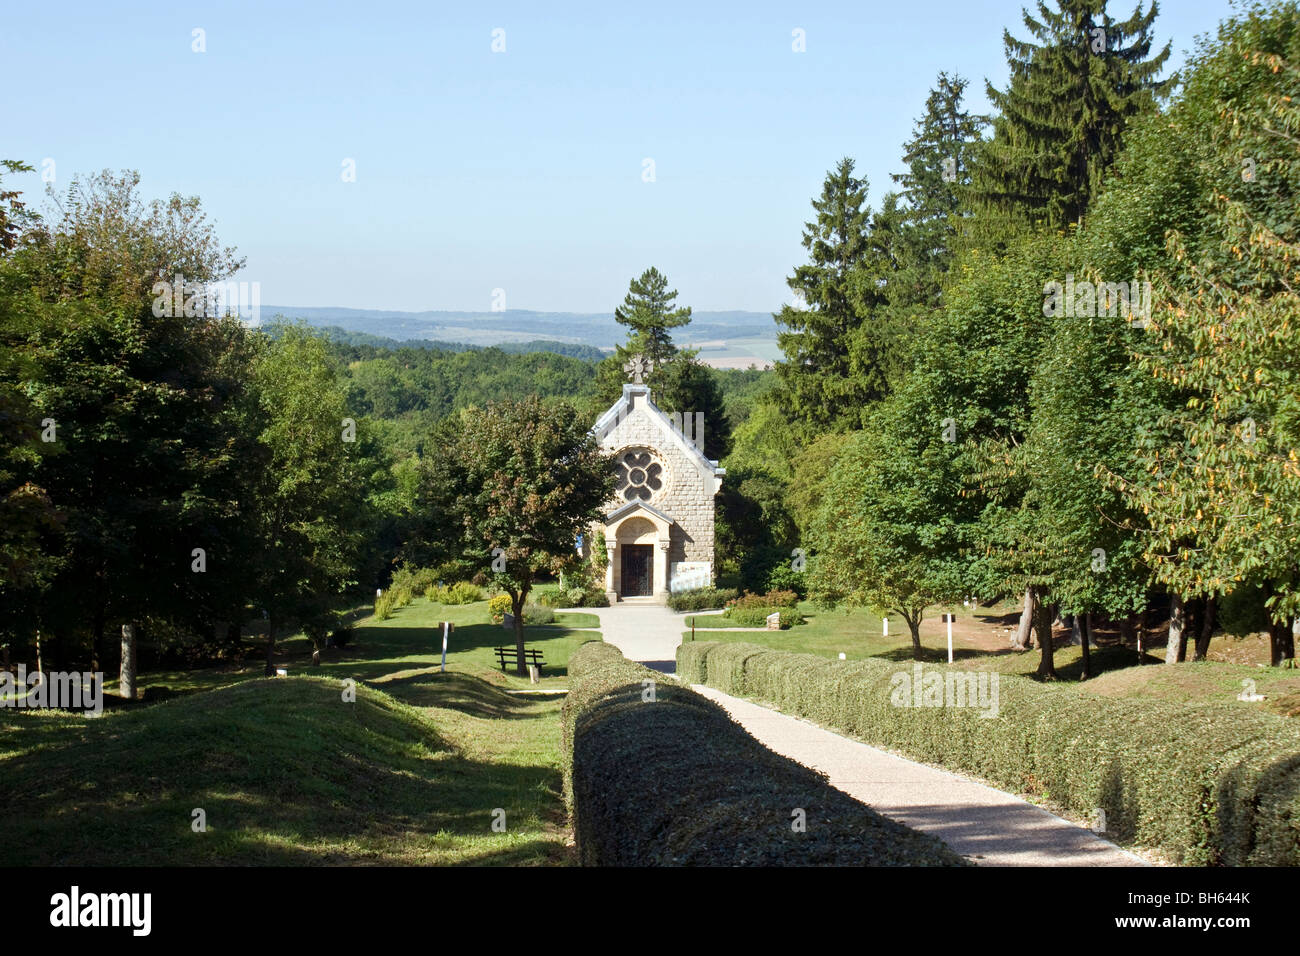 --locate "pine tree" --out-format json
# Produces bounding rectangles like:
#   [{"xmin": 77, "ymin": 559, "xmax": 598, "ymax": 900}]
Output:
[
  {"xmin": 971, "ymin": 0, "xmax": 1173, "ymax": 233},
  {"xmin": 773, "ymin": 158, "xmax": 891, "ymax": 433},
  {"xmin": 612, "ymin": 266, "xmax": 691, "ymax": 367},
  {"xmin": 890, "ymin": 73, "xmax": 986, "ymax": 314}
]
